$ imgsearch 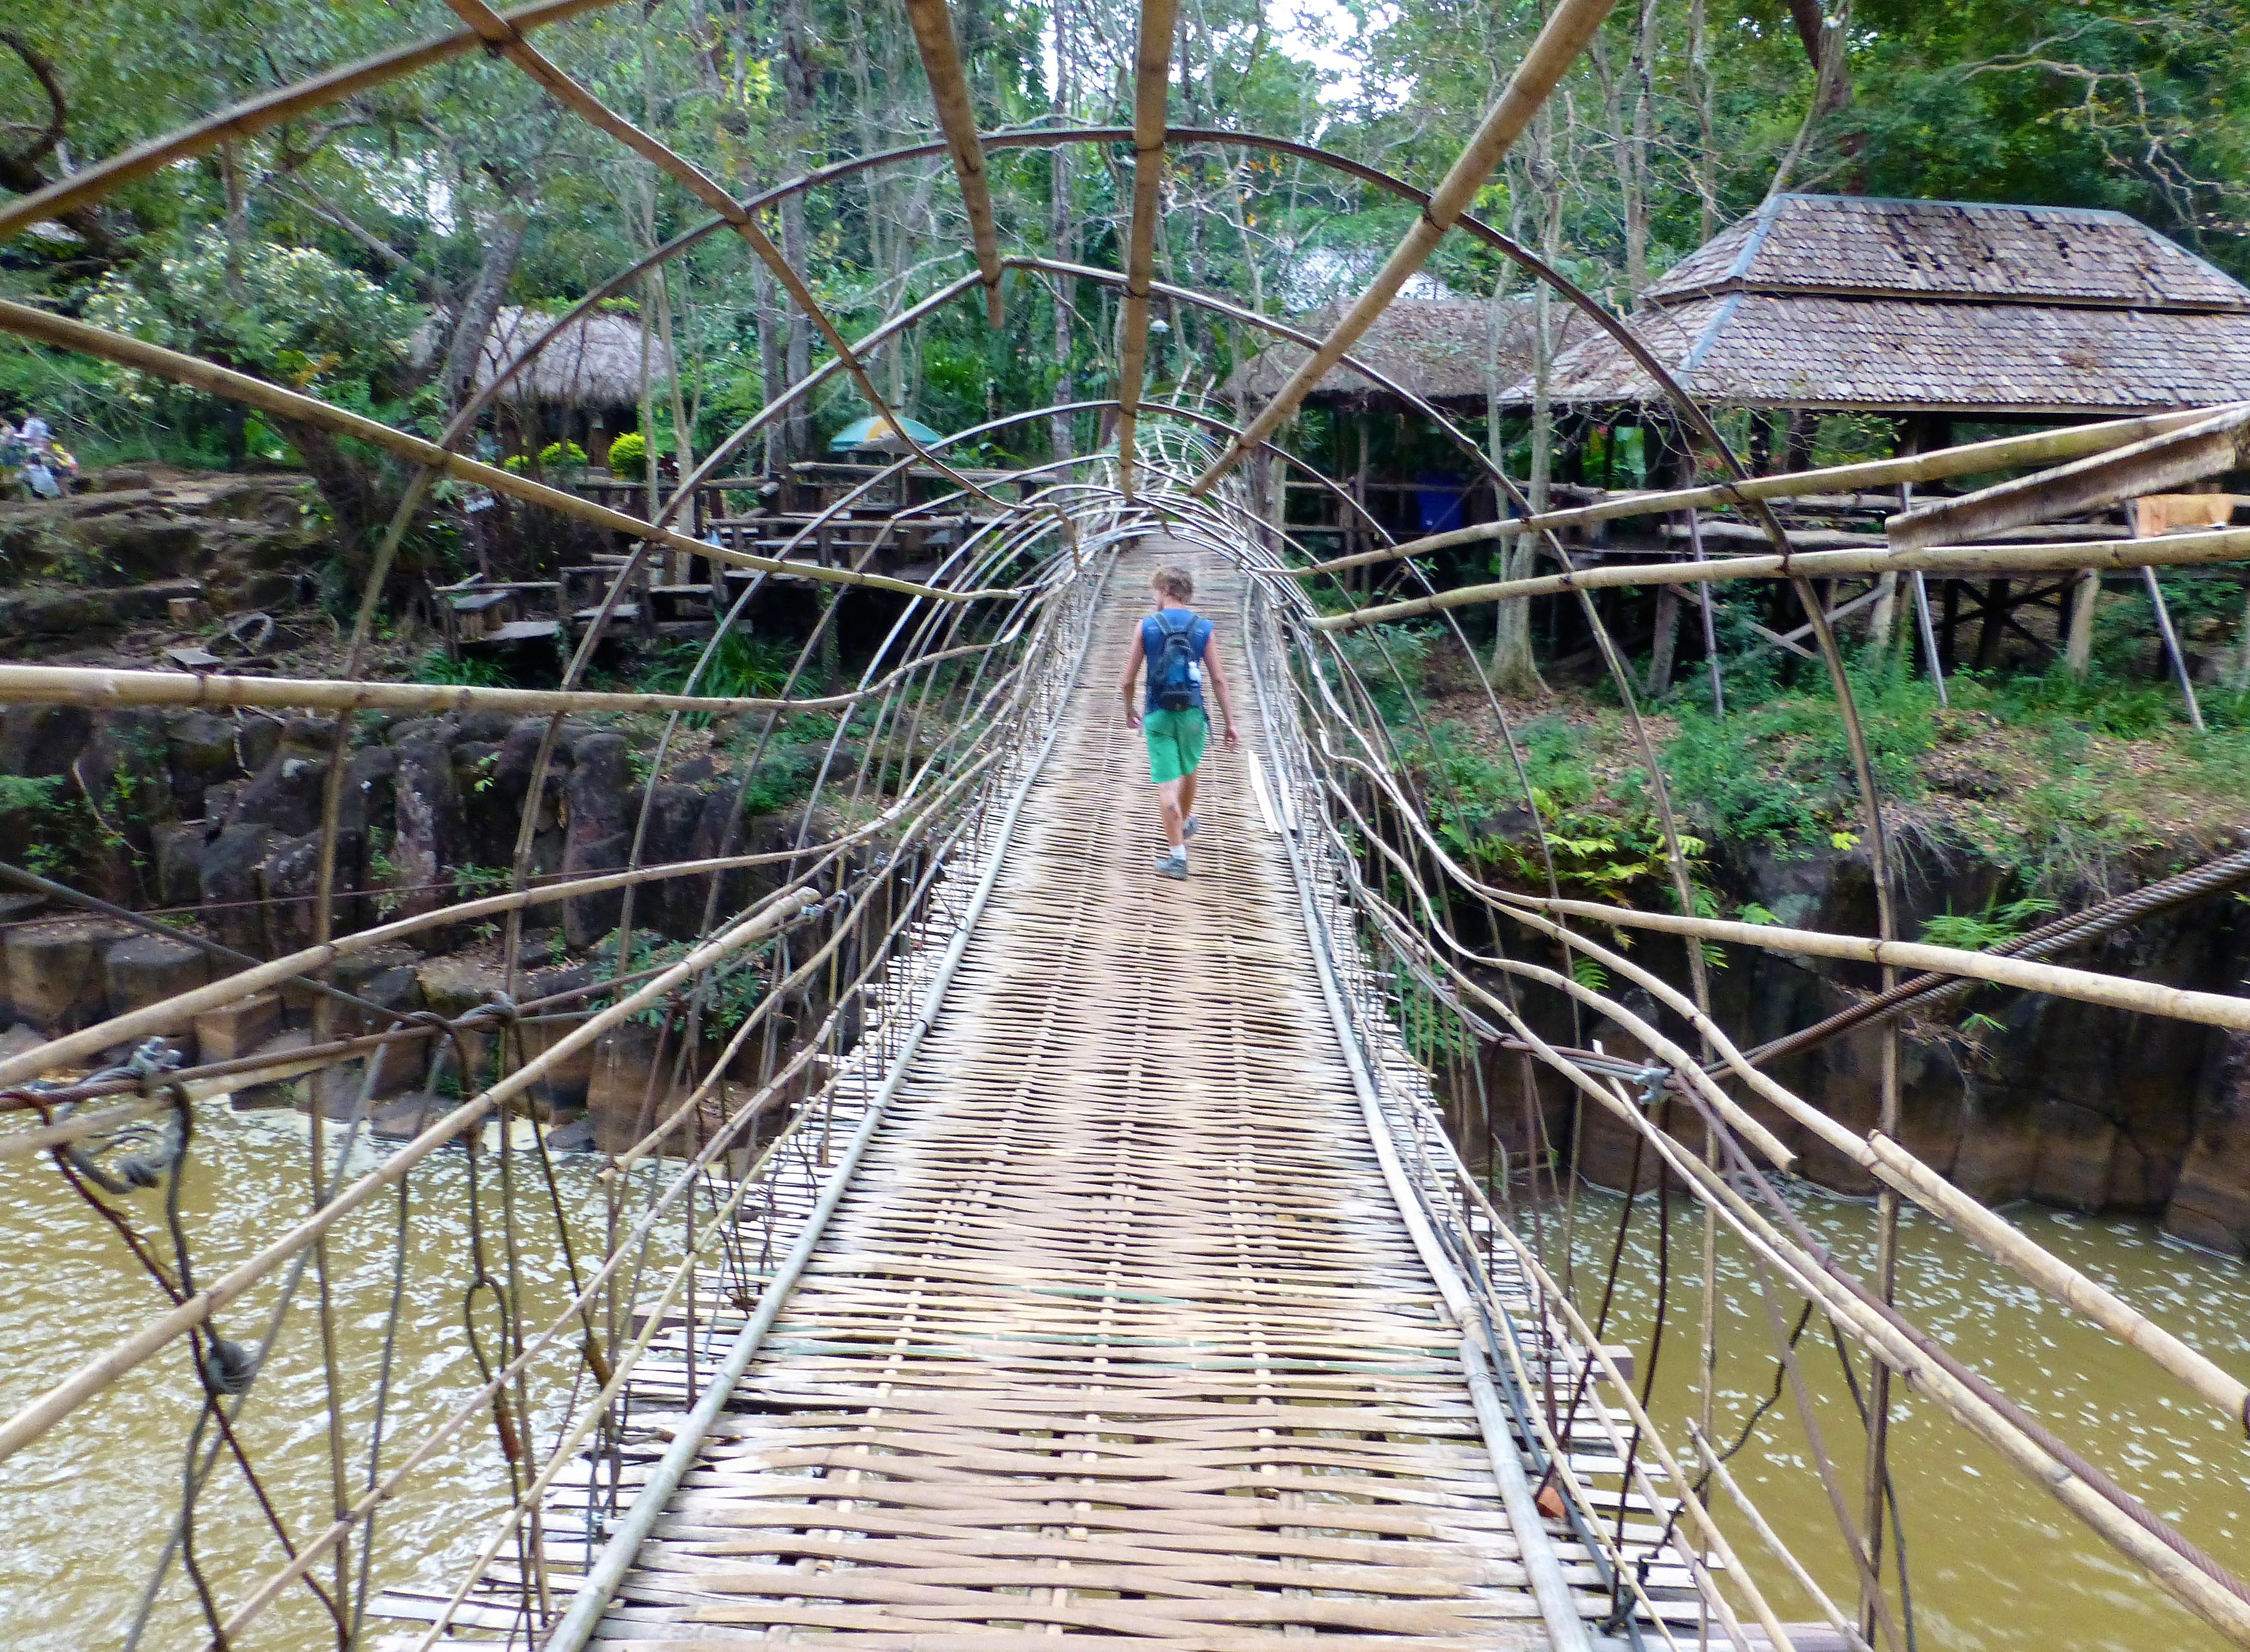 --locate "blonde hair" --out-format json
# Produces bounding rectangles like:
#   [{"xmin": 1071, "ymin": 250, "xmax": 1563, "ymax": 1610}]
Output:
[{"xmin": 1151, "ymin": 566, "xmax": 1194, "ymax": 601}]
